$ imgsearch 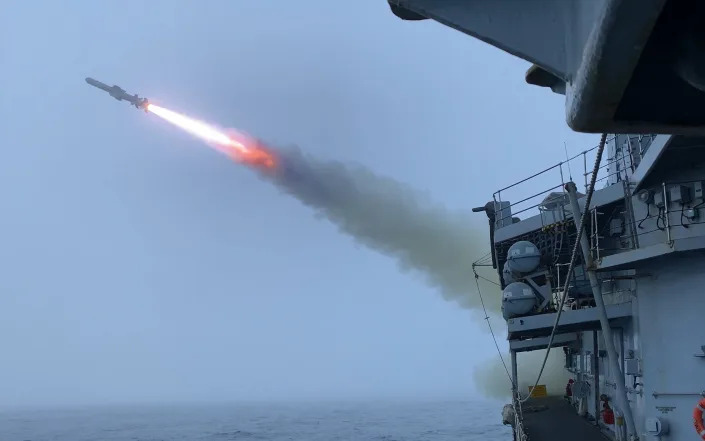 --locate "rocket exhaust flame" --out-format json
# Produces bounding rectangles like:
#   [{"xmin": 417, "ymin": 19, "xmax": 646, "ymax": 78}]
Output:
[
  {"xmin": 147, "ymin": 104, "xmax": 243, "ymax": 151},
  {"xmin": 147, "ymin": 104, "xmax": 276, "ymax": 169}
]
